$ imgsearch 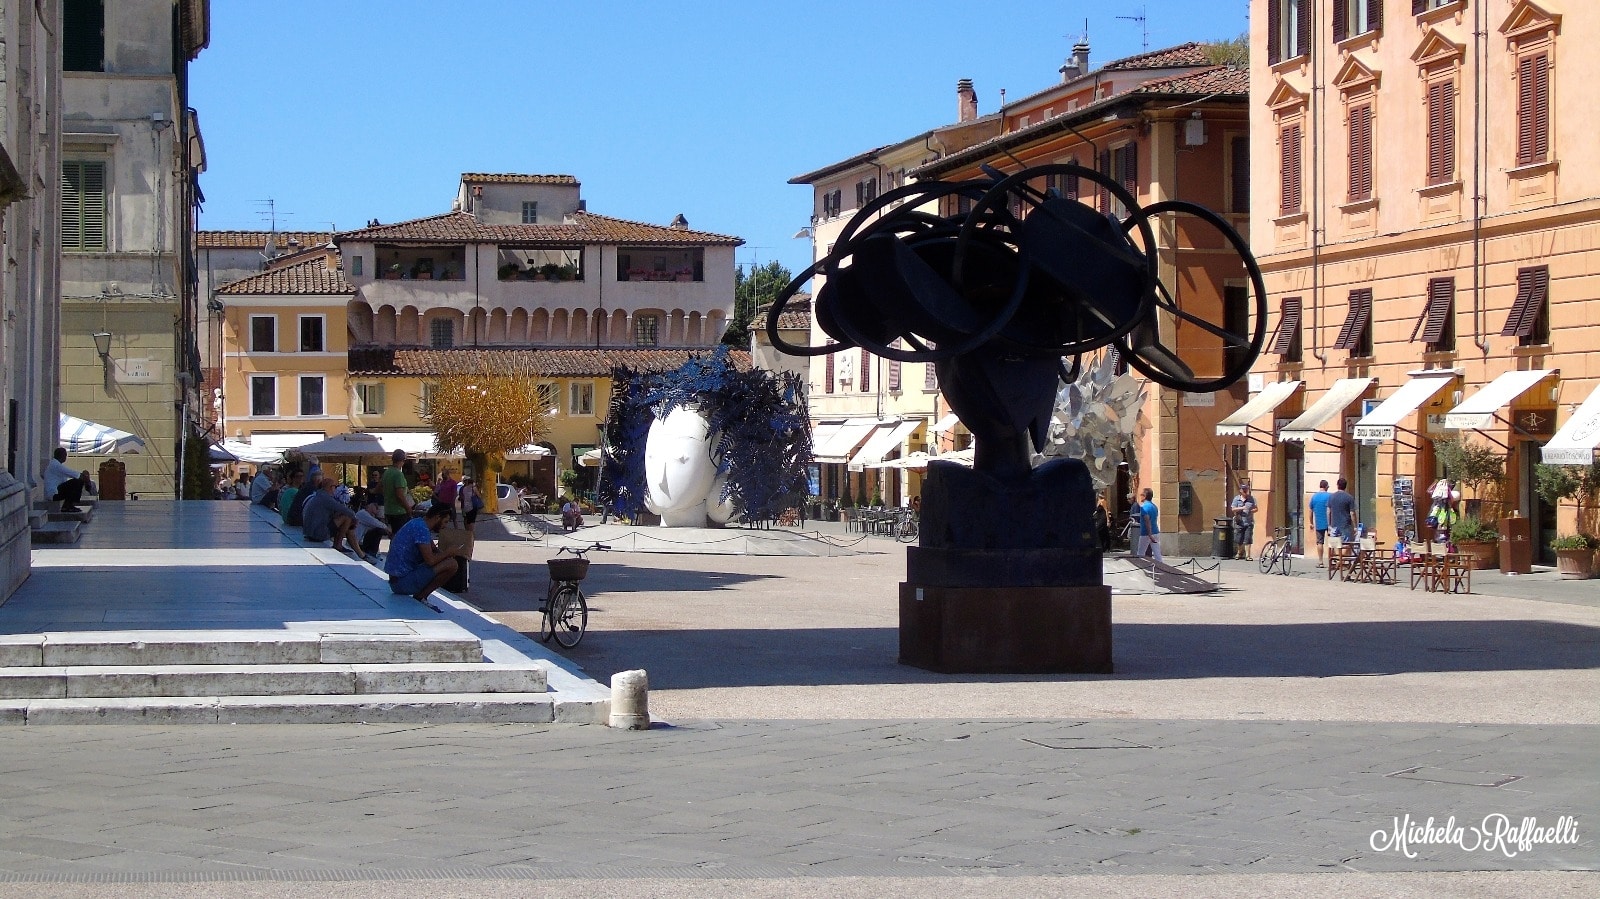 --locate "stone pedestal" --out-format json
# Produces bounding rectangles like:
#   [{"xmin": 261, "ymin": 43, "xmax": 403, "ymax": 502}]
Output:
[{"xmin": 899, "ymin": 583, "xmax": 1111, "ymax": 673}]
